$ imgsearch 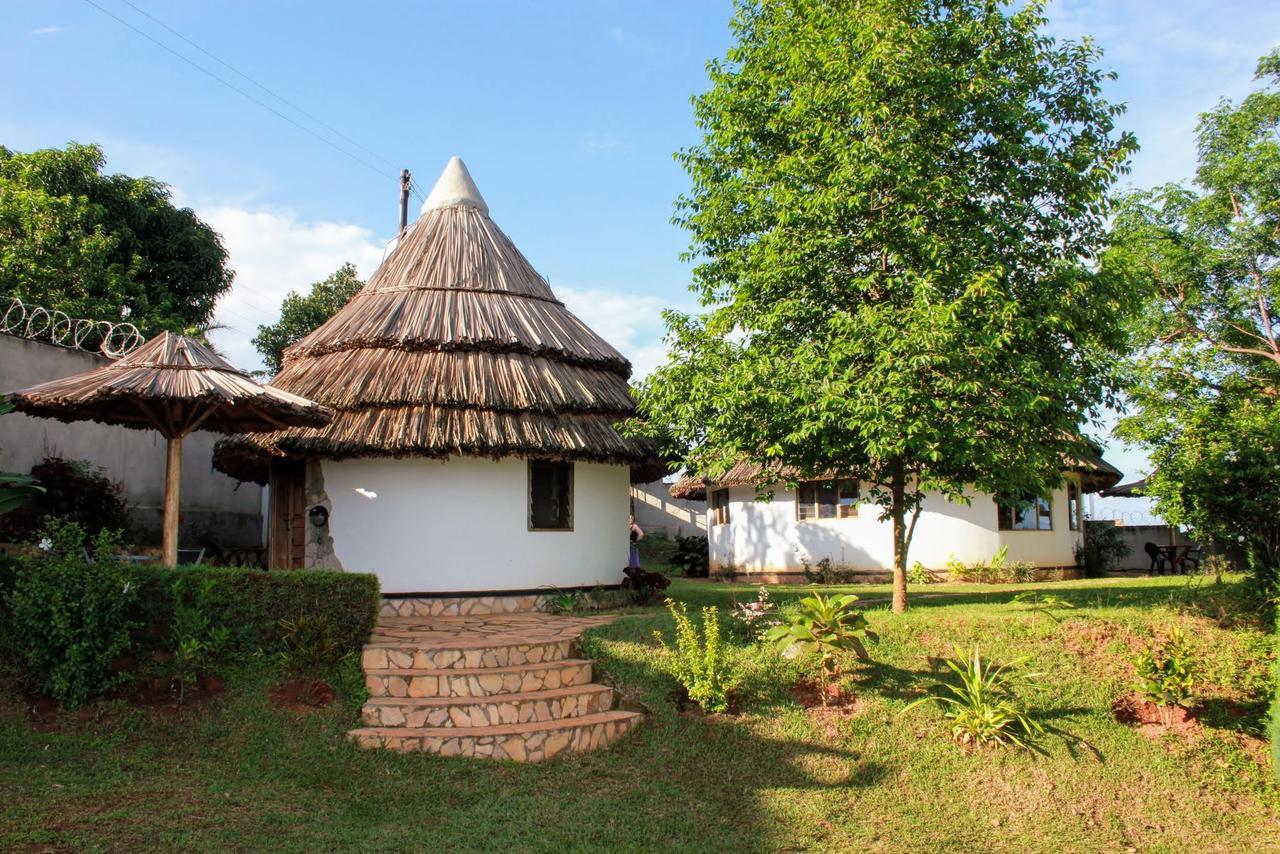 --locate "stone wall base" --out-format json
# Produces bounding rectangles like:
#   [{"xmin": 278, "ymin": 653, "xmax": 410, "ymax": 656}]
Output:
[
  {"xmin": 708, "ymin": 567, "xmax": 1085, "ymax": 585},
  {"xmin": 381, "ymin": 595, "xmax": 552, "ymax": 618}
]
